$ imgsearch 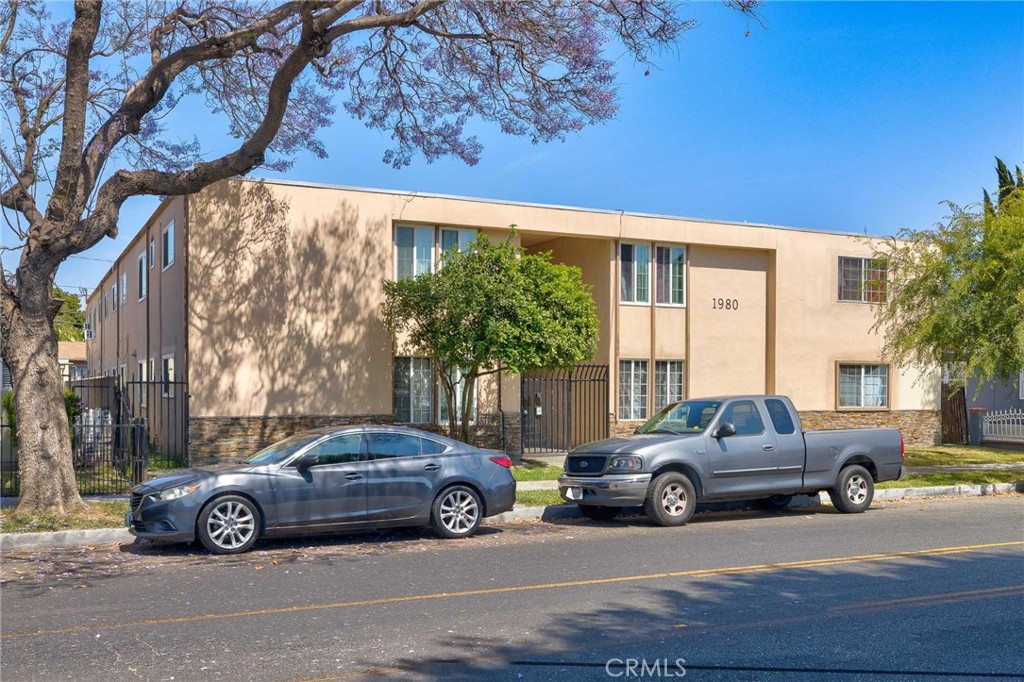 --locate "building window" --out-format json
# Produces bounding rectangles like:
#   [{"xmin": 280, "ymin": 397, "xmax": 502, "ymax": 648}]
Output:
[
  {"xmin": 438, "ymin": 366, "xmax": 477, "ymax": 425},
  {"xmin": 838, "ymin": 363, "xmax": 889, "ymax": 409},
  {"xmin": 162, "ymin": 221, "xmax": 175, "ymax": 270},
  {"xmin": 136, "ymin": 361, "xmax": 148, "ymax": 406},
  {"xmin": 655, "ymin": 246, "xmax": 686, "ymax": 306},
  {"xmin": 619, "ymin": 359, "xmax": 648, "ymax": 420},
  {"xmin": 138, "ymin": 250, "xmax": 148, "ymax": 300},
  {"xmin": 620, "ymin": 243, "xmax": 651, "ymax": 304},
  {"xmin": 162, "ymin": 354, "xmax": 175, "ymax": 397},
  {"xmin": 111, "ymin": 284, "xmax": 117, "ymax": 311},
  {"xmin": 149, "ymin": 239, "xmax": 155, "ymax": 269},
  {"xmin": 654, "ymin": 361, "xmax": 685, "ymax": 412},
  {"xmin": 839, "ymin": 256, "xmax": 887, "ymax": 303},
  {"xmin": 440, "ymin": 228, "xmax": 475, "ymax": 258},
  {"xmin": 103, "ymin": 292, "xmax": 108, "ymax": 317},
  {"xmin": 395, "ymin": 226, "xmax": 433, "ymax": 281},
  {"xmin": 393, "ymin": 357, "xmax": 433, "ymax": 423},
  {"xmin": 1019, "ymin": 370, "xmax": 1024, "ymax": 401},
  {"xmin": 120, "ymin": 272, "xmax": 127, "ymax": 305}
]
